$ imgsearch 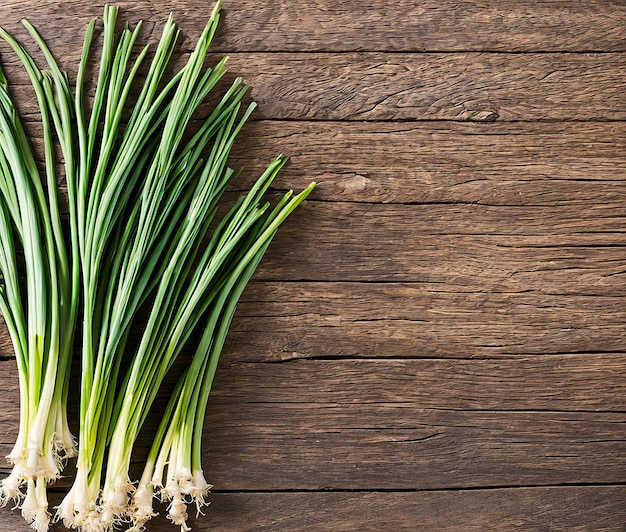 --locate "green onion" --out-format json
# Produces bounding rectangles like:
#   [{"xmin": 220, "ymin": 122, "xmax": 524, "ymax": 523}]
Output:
[
  {"xmin": 0, "ymin": 2, "xmax": 314, "ymax": 531},
  {"xmin": 0, "ymin": 20, "xmax": 78, "ymax": 531}
]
